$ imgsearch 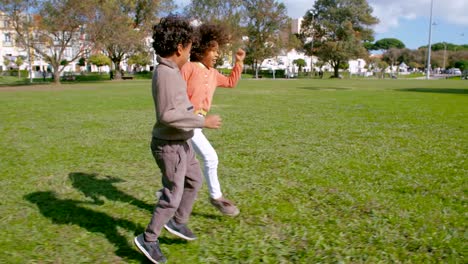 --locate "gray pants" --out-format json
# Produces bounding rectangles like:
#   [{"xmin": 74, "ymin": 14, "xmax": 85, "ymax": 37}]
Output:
[{"xmin": 144, "ymin": 137, "xmax": 203, "ymax": 241}]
